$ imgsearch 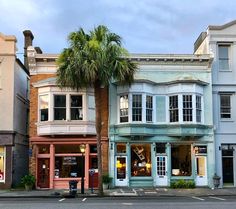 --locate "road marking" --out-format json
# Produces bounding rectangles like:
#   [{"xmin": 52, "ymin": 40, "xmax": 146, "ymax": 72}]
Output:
[
  {"xmin": 209, "ymin": 196, "xmax": 225, "ymax": 201},
  {"xmin": 59, "ymin": 198, "xmax": 65, "ymax": 202},
  {"xmin": 144, "ymin": 191, "xmax": 157, "ymax": 194},
  {"xmin": 132, "ymin": 189, "xmax": 137, "ymax": 194},
  {"xmin": 164, "ymin": 188, "xmax": 168, "ymax": 191},
  {"xmin": 156, "ymin": 188, "xmax": 159, "ymax": 191},
  {"xmin": 82, "ymin": 198, "xmax": 87, "ymax": 202},
  {"xmin": 192, "ymin": 196, "xmax": 205, "ymax": 201},
  {"xmin": 122, "ymin": 203, "xmax": 133, "ymax": 206}
]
